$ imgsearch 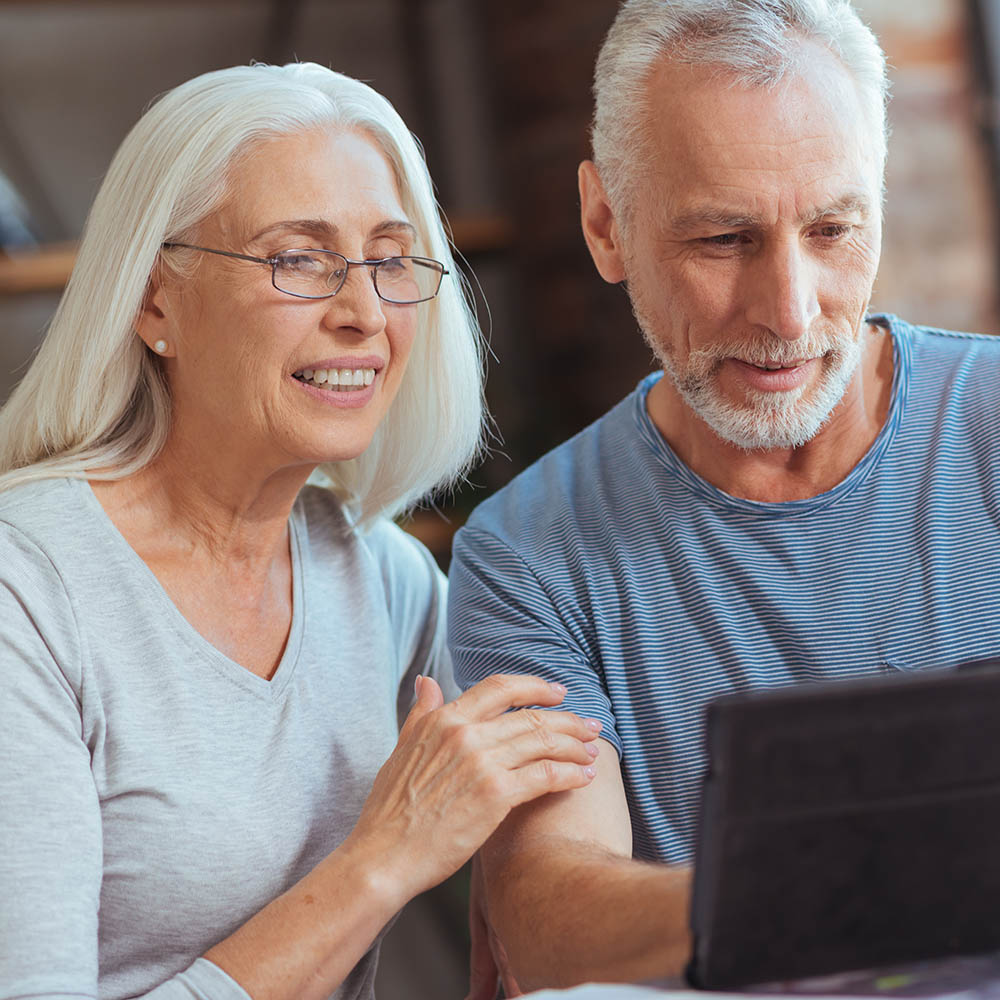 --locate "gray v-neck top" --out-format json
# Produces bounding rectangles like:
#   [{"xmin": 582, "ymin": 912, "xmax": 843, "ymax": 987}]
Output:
[{"xmin": 0, "ymin": 478, "xmax": 453, "ymax": 1000}]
